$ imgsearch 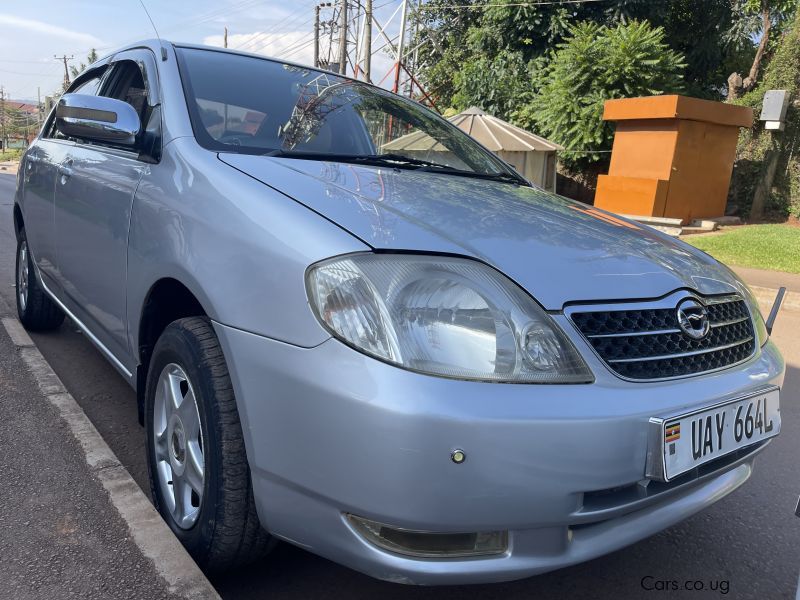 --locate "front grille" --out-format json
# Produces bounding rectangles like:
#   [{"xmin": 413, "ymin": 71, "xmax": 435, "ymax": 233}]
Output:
[{"xmin": 570, "ymin": 295, "xmax": 755, "ymax": 380}]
